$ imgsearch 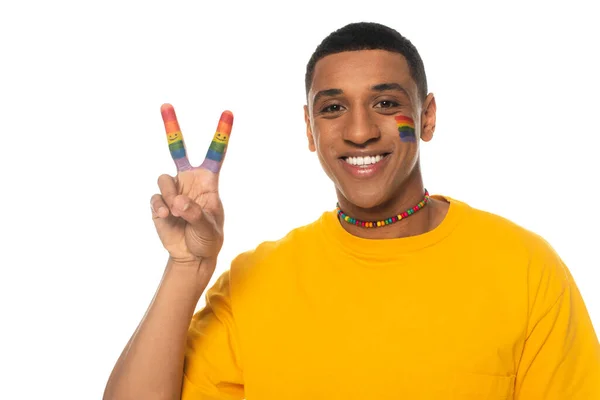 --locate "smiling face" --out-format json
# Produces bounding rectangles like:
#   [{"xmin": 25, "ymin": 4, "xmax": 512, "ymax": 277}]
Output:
[
  {"xmin": 214, "ymin": 132, "xmax": 229, "ymax": 143},
  {"xmin": 304, "ymin": 49, "xmax": 436, "ymax": 210},
  {"xmin": 167, "ymin": 131, "xmax": 181, "ymax": 144}
]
